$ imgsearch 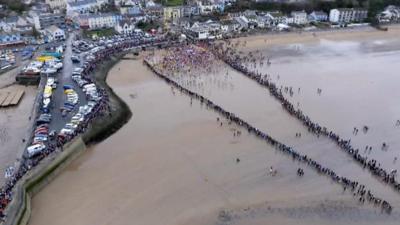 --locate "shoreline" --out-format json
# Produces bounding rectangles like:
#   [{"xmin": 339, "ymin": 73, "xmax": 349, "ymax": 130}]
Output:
[
  {"xmin": 2, "ymin": 54, "xmax": 133, "ymax": 225},
  {"xmin": 4, "ymin": 25, "xmax": 400, "ymax": 224},
  {"xmin": 142, "ymin": 58, "xmax": 393, "ymax": 213},
  {"xmin": 229, "ymin": 24, "xmax": 400, "ymax": 50}
]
